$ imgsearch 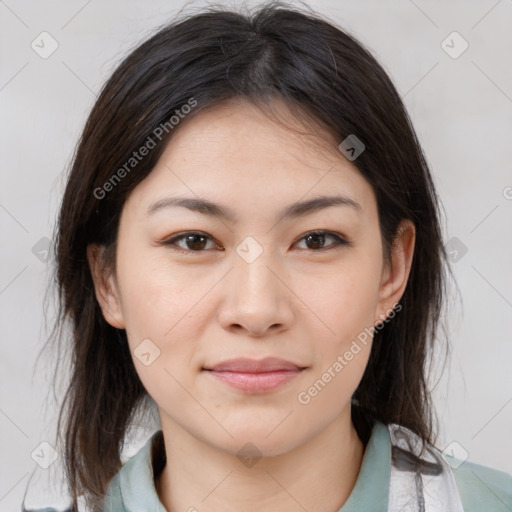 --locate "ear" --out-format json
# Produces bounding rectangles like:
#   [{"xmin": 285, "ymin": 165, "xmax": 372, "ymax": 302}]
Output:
[
  {"xmin": 86, "ymin": 243, "xmax": 125, "ymax": 329},
  {"xmin": 375, "ymin": 219, "xmax": 415, "ymax": 324}
]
